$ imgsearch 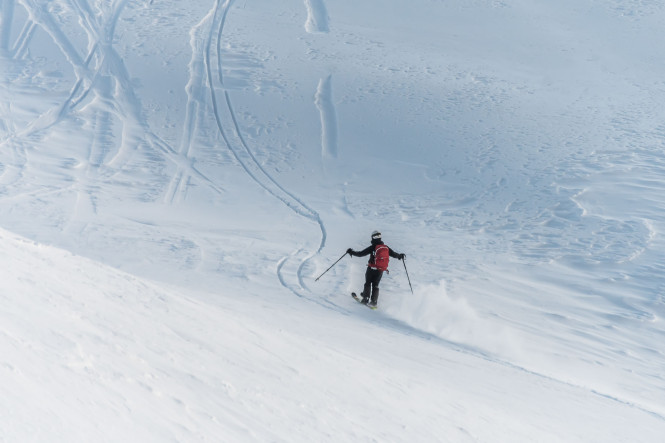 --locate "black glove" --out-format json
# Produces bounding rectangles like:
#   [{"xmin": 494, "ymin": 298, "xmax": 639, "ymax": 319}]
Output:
[
  {"xmin": 399, "ymin": 253, "xmax": 406, "ymax": 260},
  {"xmin": 347, "ymin": 248, "xmax": 353, "ymax": 255}
]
